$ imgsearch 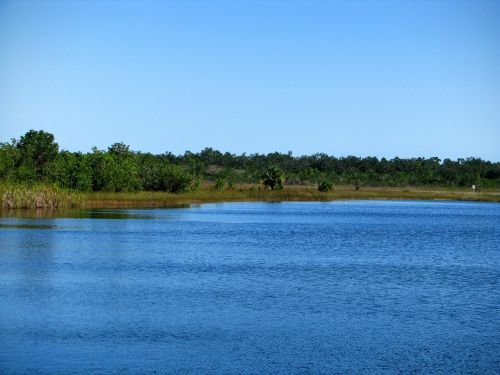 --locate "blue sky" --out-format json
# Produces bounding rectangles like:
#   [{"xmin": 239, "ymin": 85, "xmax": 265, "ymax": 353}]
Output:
[{"xmin": 1, "ymin": 0, "xmax": 499, "ymax": 160}]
